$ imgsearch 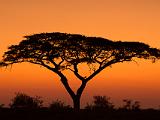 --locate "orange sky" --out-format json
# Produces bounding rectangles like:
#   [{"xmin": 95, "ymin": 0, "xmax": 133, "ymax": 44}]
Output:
[{"xmin": 0, "ymin": 0, "xmax": 160, "ymax": 108}]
